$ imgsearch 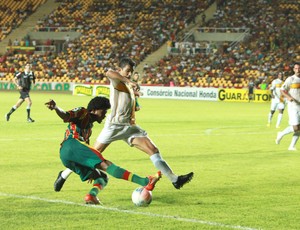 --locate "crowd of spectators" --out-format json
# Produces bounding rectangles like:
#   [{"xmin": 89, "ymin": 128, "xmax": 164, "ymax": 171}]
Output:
[
  {"xmin": 1, "ymin": 0, "xmax": 213, "ymax": 84},
  {"xmin": 141, "ymin": 0, "xmax": 299, "ymax": 88},
  {"xmin": 0, "ymin": 0, "xmax": 299, "ymax": 88},
  {"xmin": 0, "ymin": 0, "xmax": 46, "ymax": 41}
]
